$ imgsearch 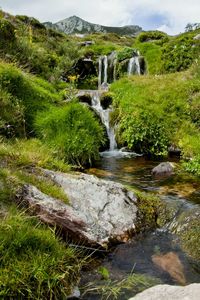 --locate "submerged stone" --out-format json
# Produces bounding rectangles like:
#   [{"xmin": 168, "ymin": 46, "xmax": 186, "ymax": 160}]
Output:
[{"xmin": 151, "ymin": 251, "xmax": 186, "ymax": 285}]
